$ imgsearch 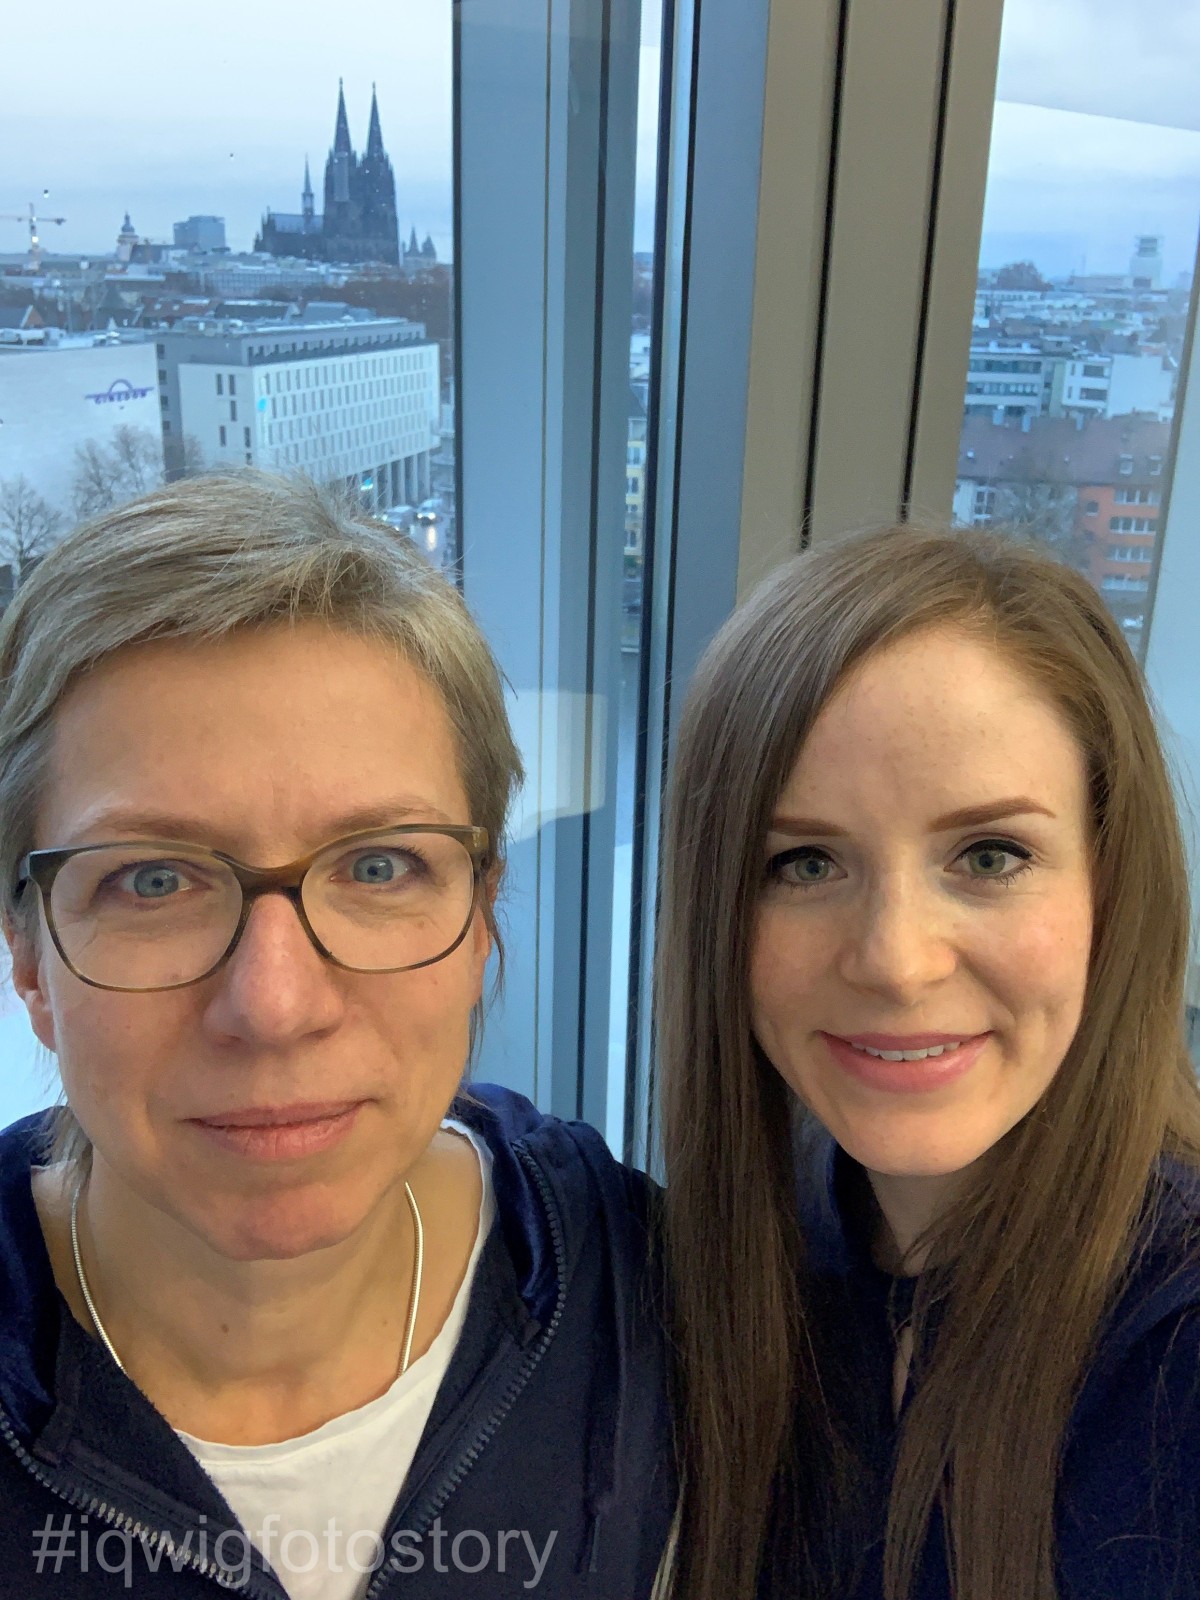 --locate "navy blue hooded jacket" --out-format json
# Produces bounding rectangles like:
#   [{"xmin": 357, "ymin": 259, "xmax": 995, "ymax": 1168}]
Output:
[
  {"xmin": 764, "ymin": 1134, "xmax": 1200, "ymax": 1599},
  {"xmin": 0, "ymin": 1084, "xmax": 677, "ymax": 1598}
]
